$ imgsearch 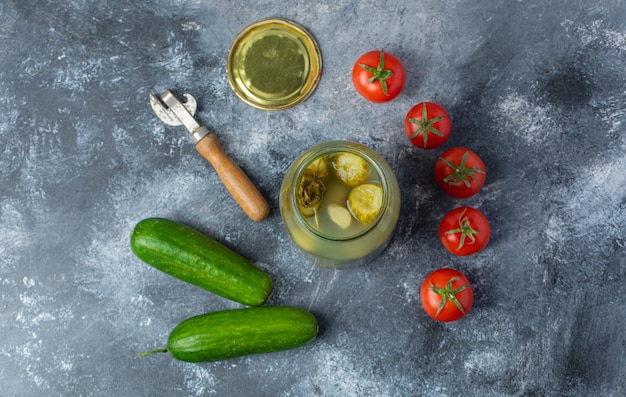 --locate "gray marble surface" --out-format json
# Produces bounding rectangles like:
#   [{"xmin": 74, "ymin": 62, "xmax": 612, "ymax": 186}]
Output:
[{"xmin": 1, "ymin": 1, "xmax": 625, "ymax": 396}]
